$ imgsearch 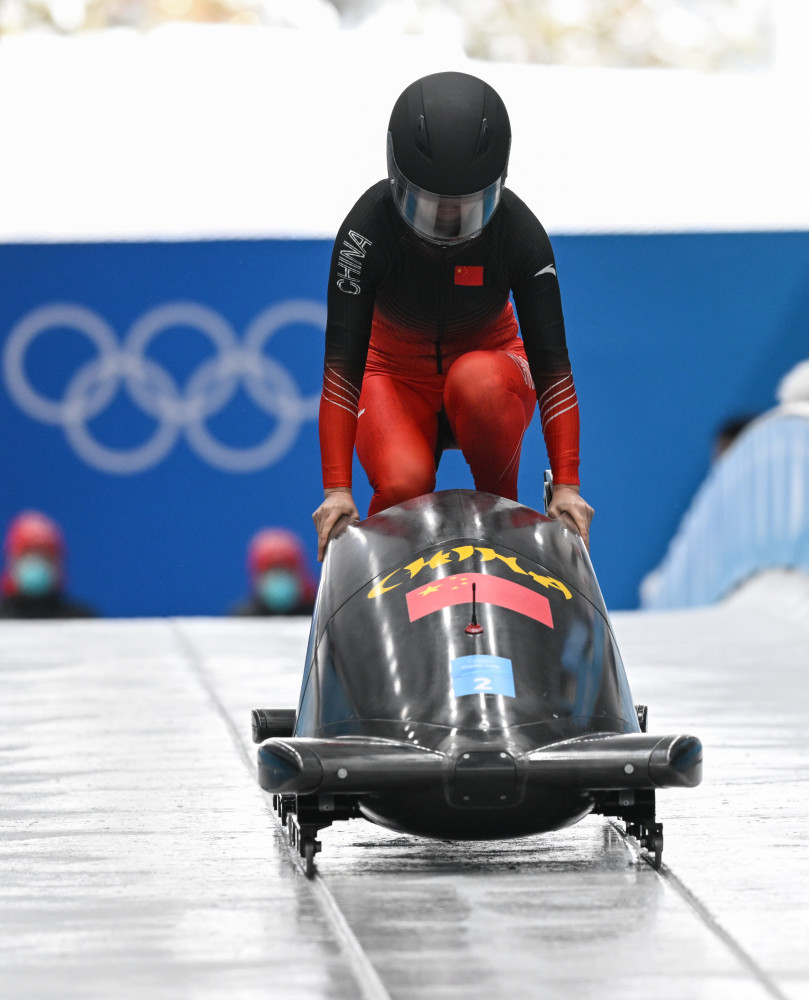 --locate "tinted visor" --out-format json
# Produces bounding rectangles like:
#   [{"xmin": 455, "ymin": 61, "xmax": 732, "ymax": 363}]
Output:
[{"xmin": 387, "ymin": 133, "xmax": 504, "ymax": 246}]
